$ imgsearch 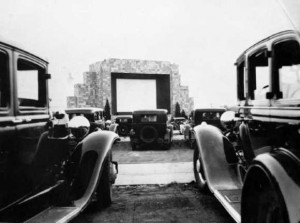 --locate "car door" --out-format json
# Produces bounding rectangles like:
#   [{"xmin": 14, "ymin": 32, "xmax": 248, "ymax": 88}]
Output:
[{"xmin": 13, "ymin": 51, "xmax": 50, "ymax": 166}]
